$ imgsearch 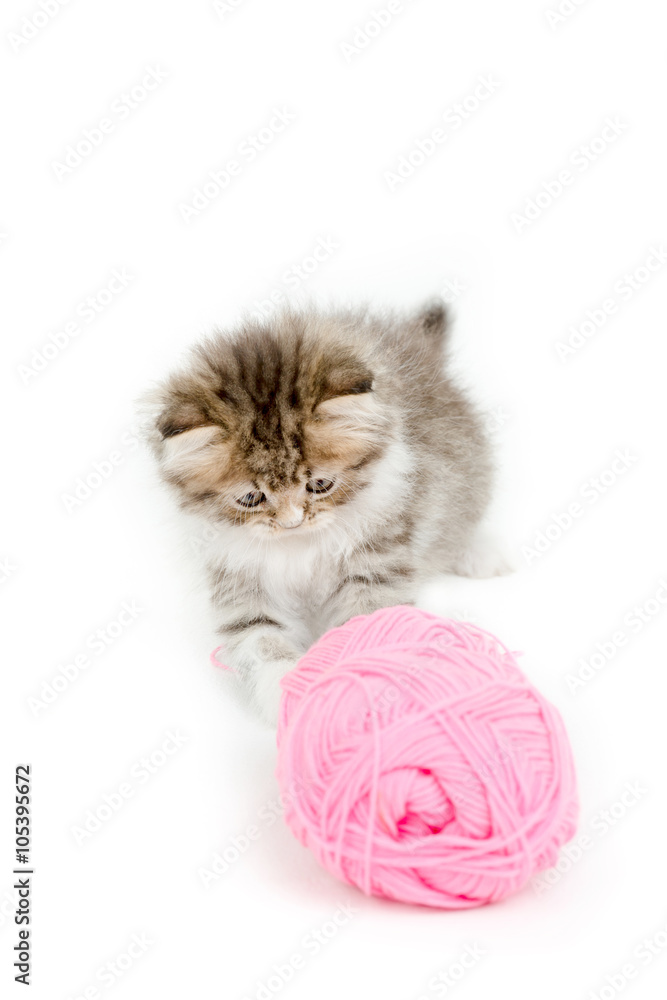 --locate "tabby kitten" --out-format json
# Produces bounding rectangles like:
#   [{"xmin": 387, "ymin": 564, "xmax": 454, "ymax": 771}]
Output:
[{"xmin": 146, "ymin": 303, "xmax": 500, "ymax": 724}]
